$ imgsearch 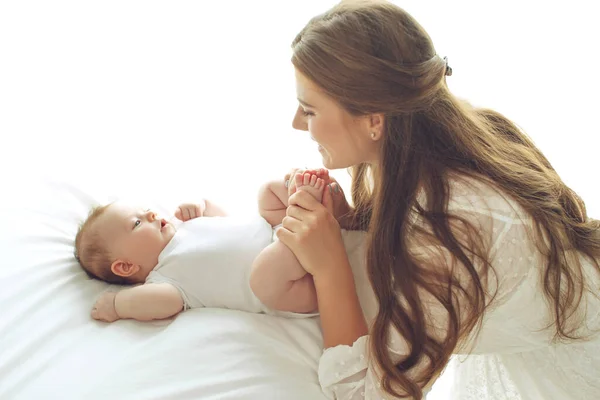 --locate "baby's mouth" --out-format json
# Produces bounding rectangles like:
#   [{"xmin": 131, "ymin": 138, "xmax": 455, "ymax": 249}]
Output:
[{"xmin": 160, "ymin": 219, "xmax": 167, "ymax": 231}]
